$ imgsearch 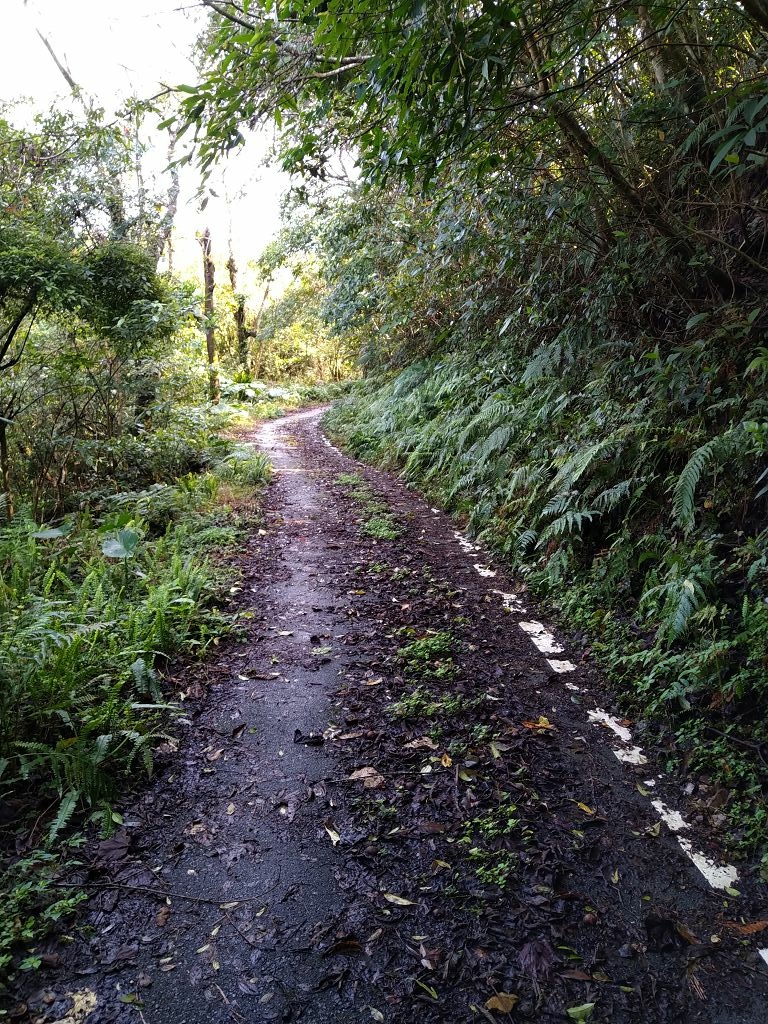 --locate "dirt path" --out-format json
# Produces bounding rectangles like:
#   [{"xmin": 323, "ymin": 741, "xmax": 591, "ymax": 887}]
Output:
[{"xmin": 14, "ymin": 409, "xmax": 768, "ymax": 1024}]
